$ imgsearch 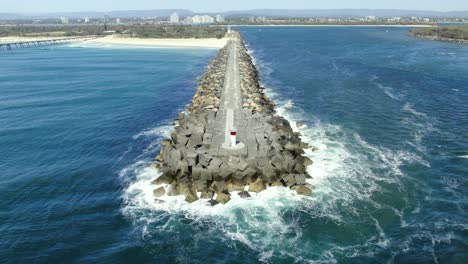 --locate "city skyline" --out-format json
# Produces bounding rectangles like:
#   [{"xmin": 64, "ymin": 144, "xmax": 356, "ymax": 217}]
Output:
[{"xmin": 2, "ymin": 0, "xmax": 468, "ymax": 13}]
